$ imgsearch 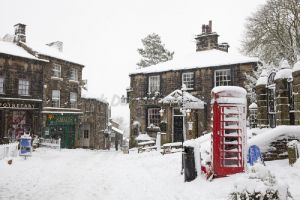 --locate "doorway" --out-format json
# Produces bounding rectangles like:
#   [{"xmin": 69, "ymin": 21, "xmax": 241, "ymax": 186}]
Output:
[{"xmin": 173, "ymin": 108, "xmax": 184, "ymax": 142}]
